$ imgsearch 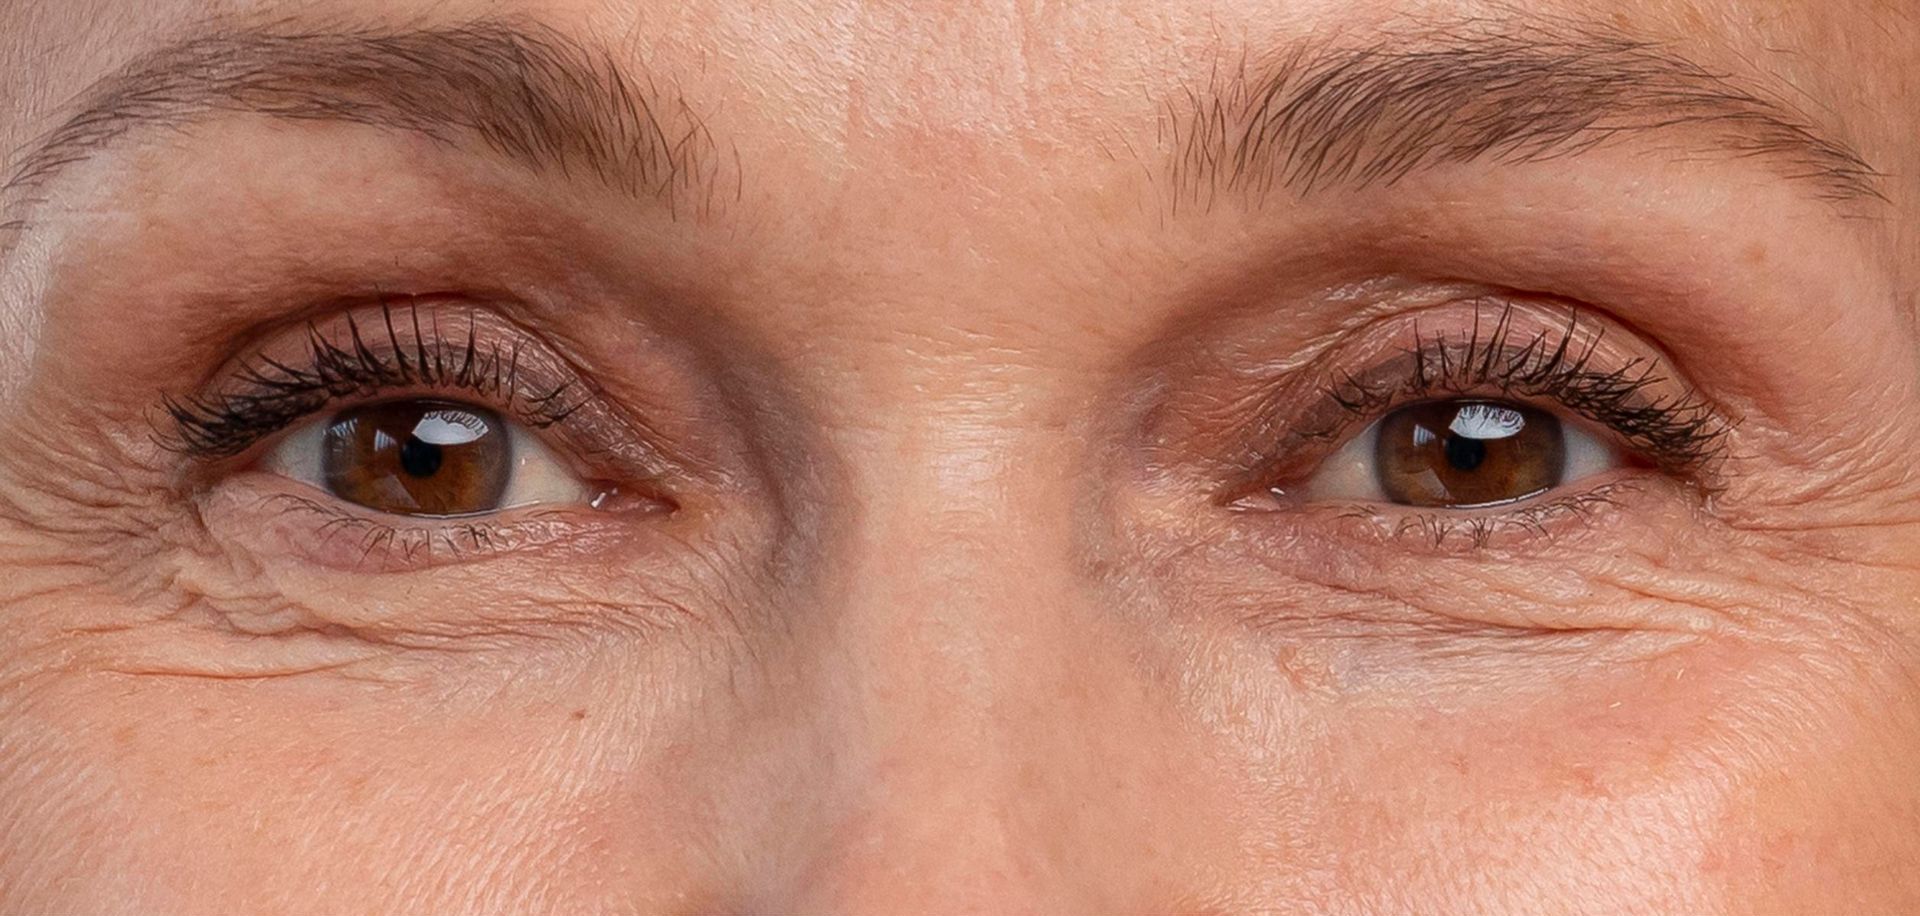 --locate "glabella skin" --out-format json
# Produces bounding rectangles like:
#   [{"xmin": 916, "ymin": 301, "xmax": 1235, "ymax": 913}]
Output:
[{"xmin": 1, "ymin": 0, "xmax": 1917, "ymax": 911}]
